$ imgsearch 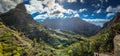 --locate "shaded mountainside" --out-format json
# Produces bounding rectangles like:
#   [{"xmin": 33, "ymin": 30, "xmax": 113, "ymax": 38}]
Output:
[
  {"xmin": 40, "ymin": 18, "xmax": 101, "ymax": 36},
  {"xmin": 0, "ymin": 3, "xmax": 83, "ymax": 48}
]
